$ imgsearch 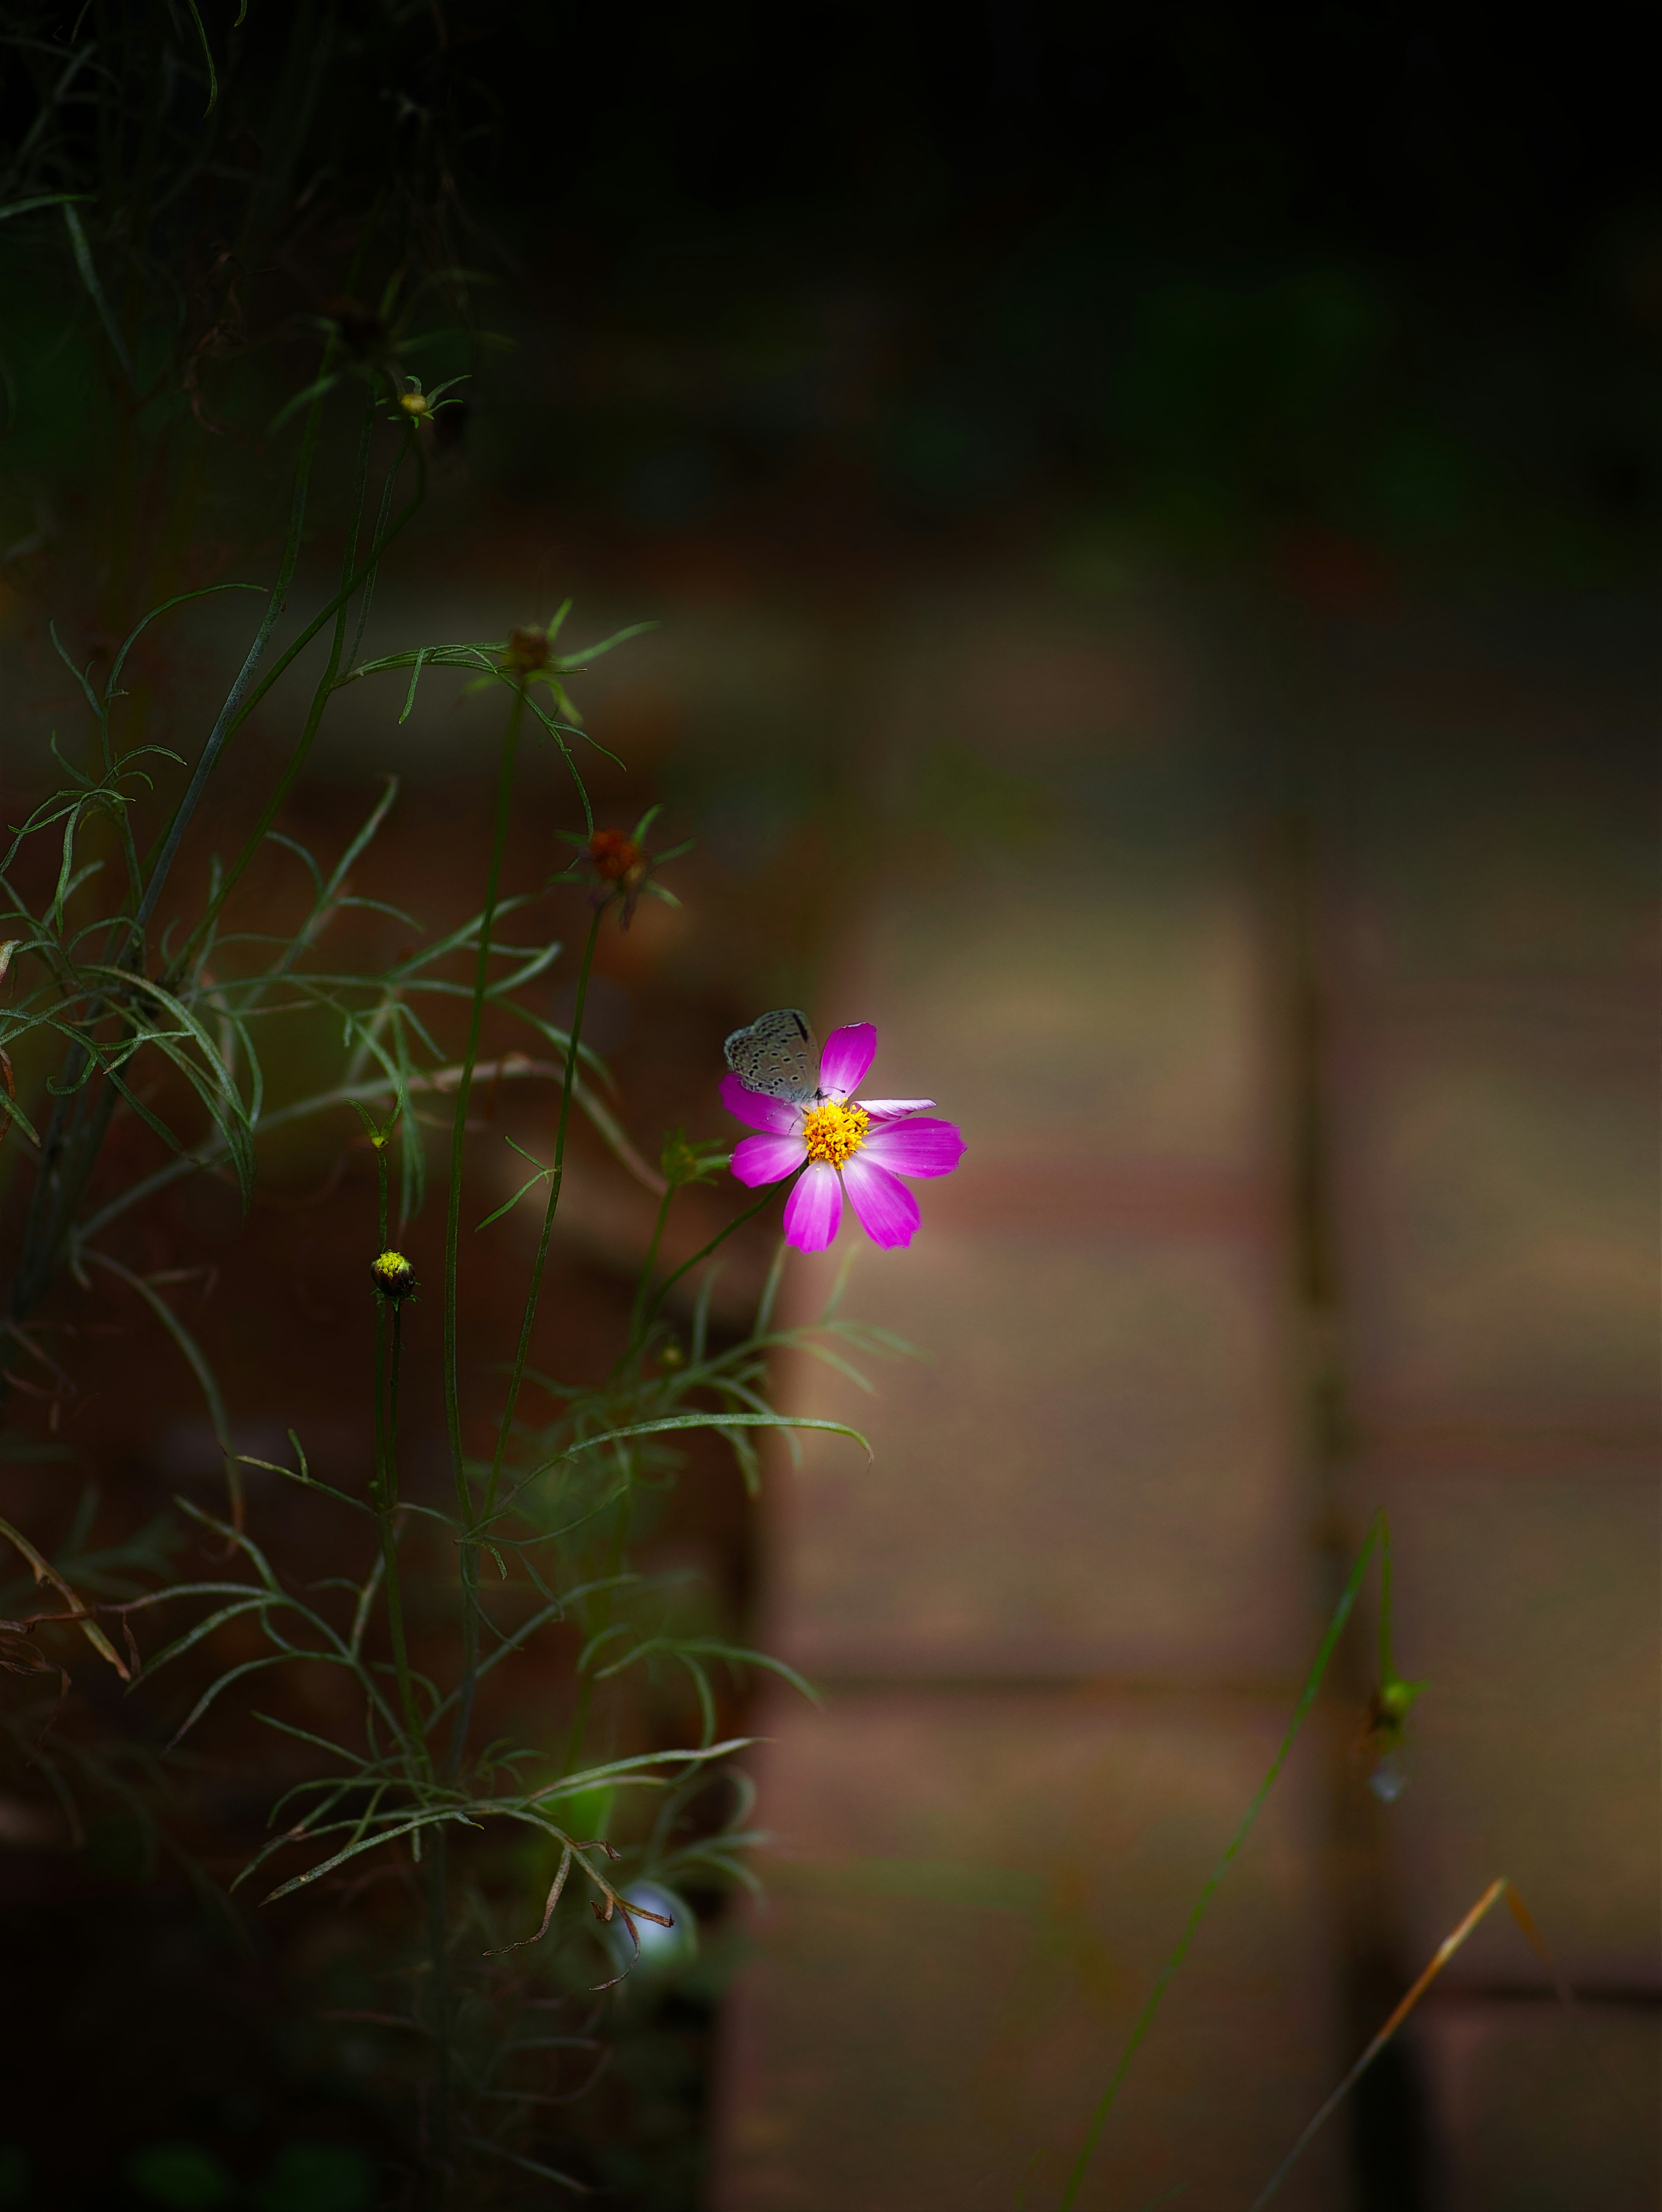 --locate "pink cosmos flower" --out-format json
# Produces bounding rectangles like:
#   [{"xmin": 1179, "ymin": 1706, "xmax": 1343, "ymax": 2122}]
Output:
[{"xmin": 721, "ymin": 1022, "xmax": 965, "ymax": 1253}]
